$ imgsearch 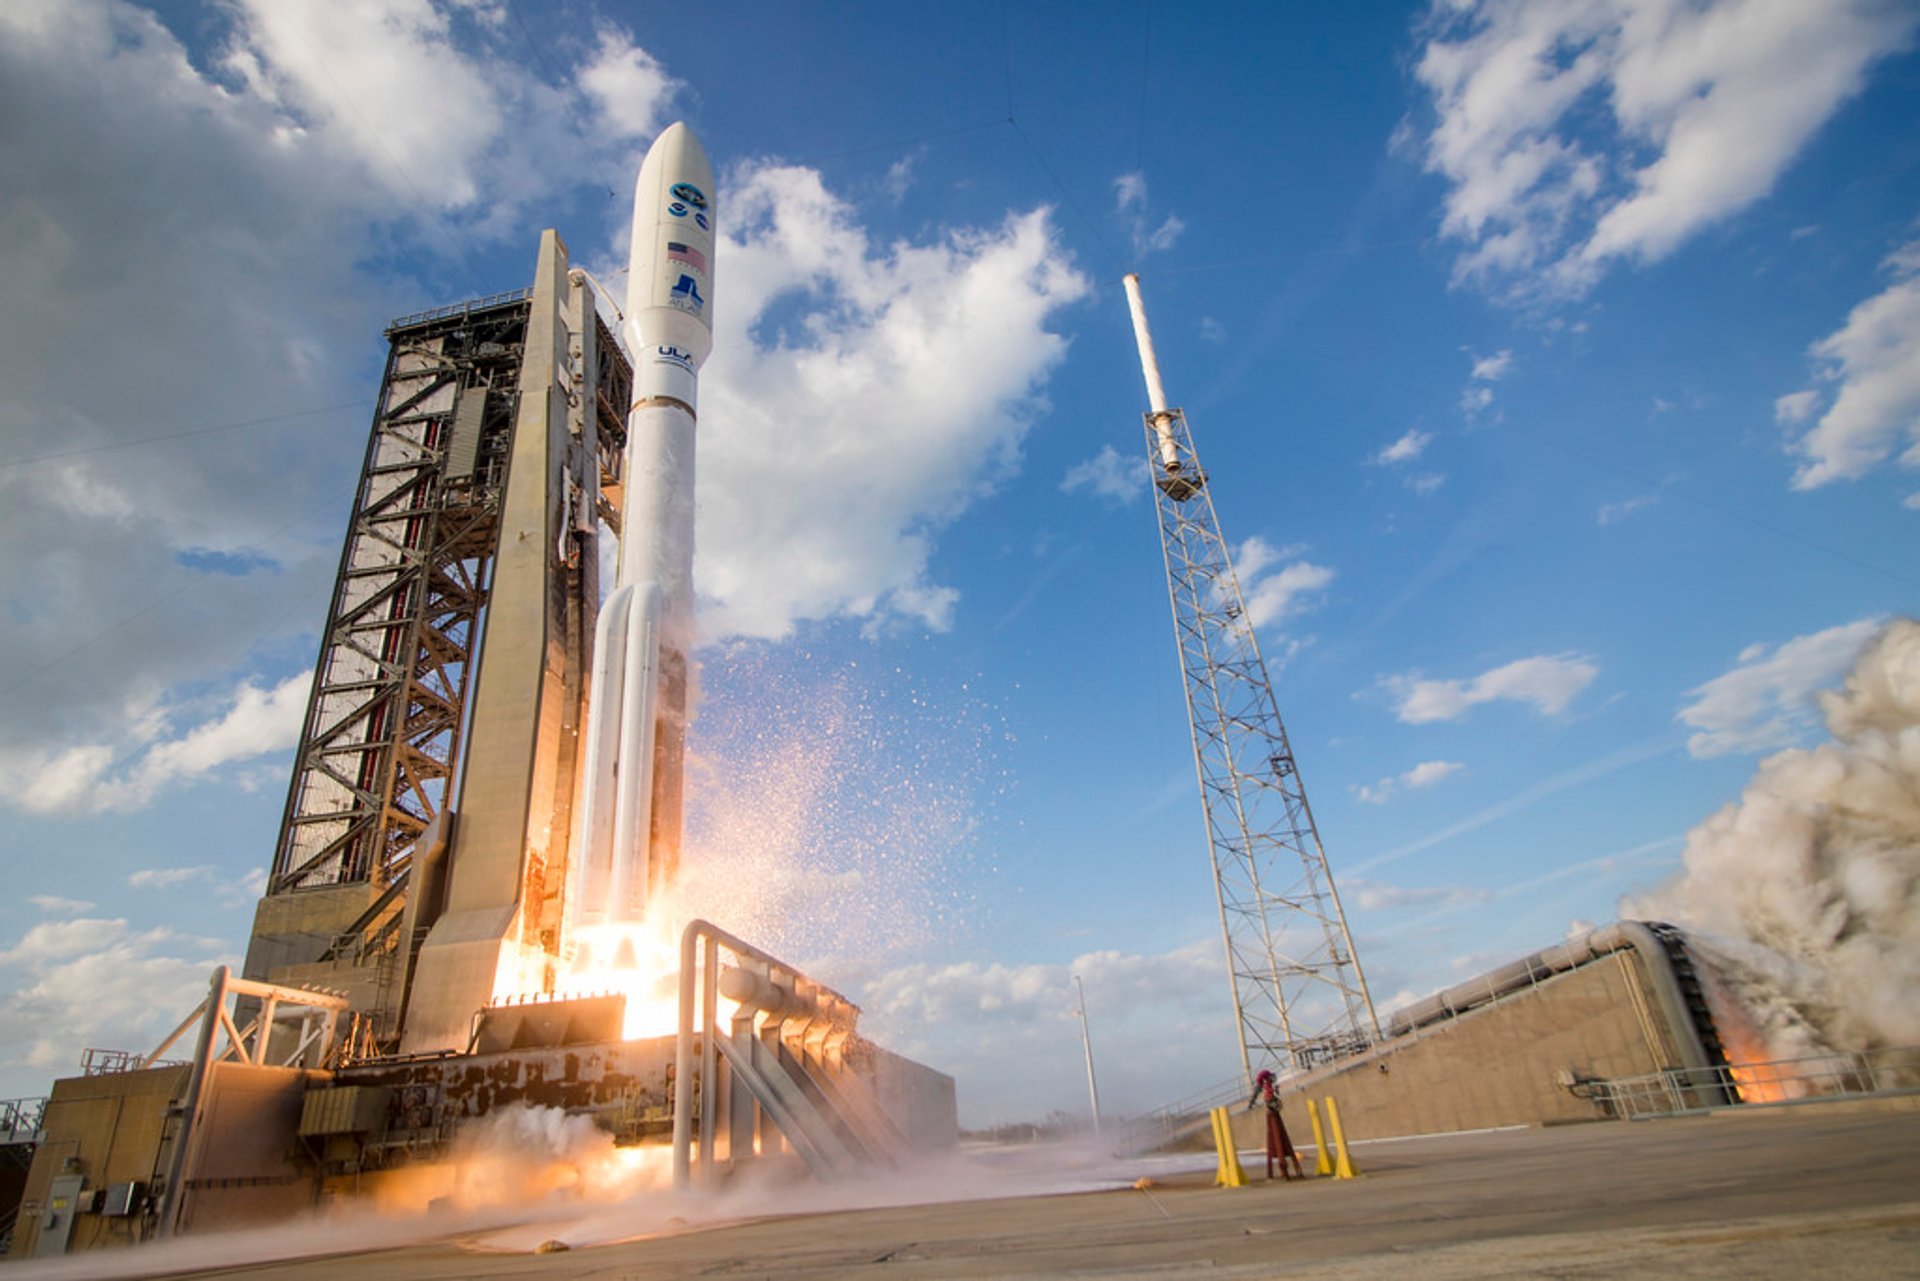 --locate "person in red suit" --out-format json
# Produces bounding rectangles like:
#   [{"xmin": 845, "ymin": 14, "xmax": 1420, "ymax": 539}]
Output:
[{"xmin": 1247, "ymin": 1069, "xmax": 1304, "ymax": 1180}]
